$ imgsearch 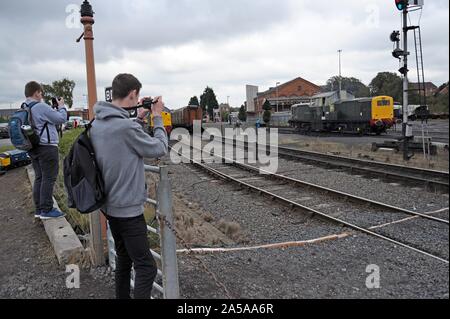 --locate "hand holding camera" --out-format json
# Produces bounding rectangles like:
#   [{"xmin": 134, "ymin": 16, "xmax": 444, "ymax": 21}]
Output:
[
  {"xmin": 51, "ymin": 97, "xmax": 65, "ymax": 109},
  {"xmin": 137, "ymin": 96, "xmax": 164, "ymax": 119},
  {"xmin": 151, "ymin": 96, "xmax": 164, "ymax": 117},
  {"xmin": 57, "ymin": 97, "xmax": 65, "ymax": 107}
]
